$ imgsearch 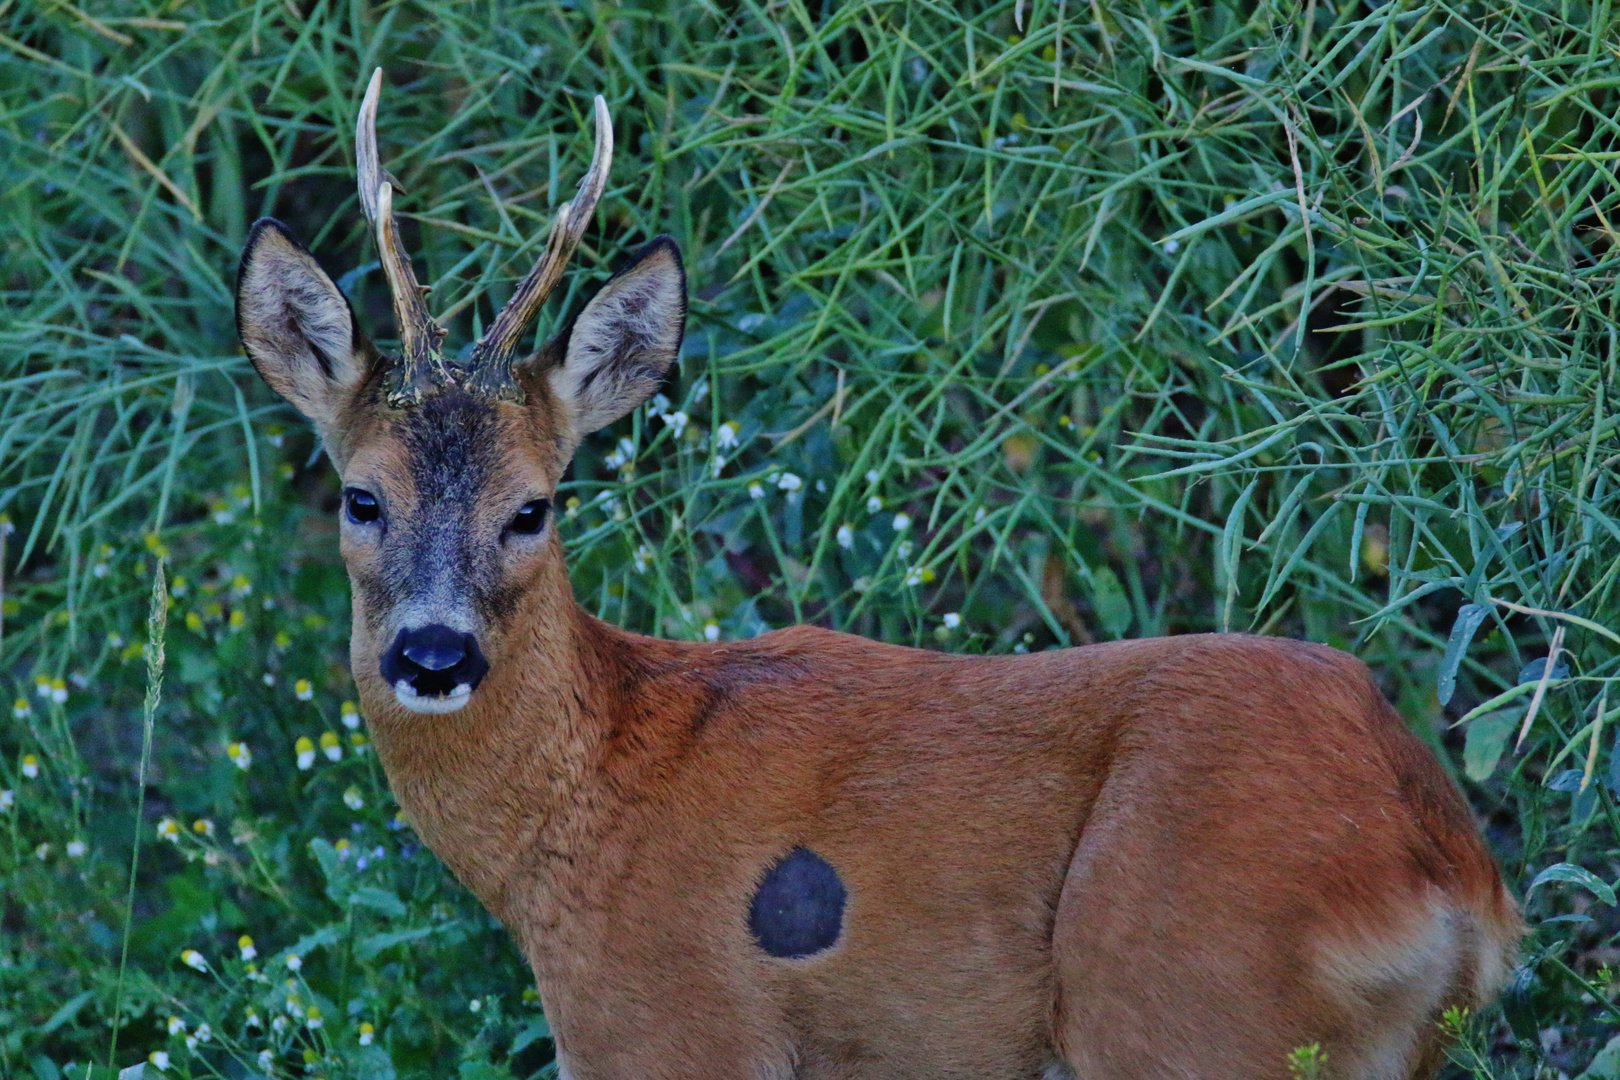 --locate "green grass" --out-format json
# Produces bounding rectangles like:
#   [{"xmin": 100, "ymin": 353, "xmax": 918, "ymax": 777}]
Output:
[{"xmin": 1, "ymin": 0, "xmax": 1618, "ymax": 1076}]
